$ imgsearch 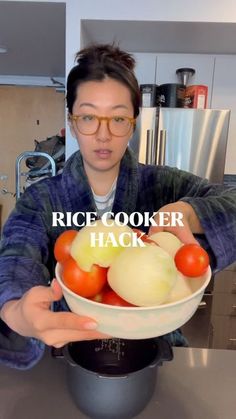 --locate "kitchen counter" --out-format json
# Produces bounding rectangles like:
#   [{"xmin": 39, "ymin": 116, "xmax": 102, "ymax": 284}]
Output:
[{"xmin": 0, "ymin": 347, "xmax": 235, "ymax": 419}]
